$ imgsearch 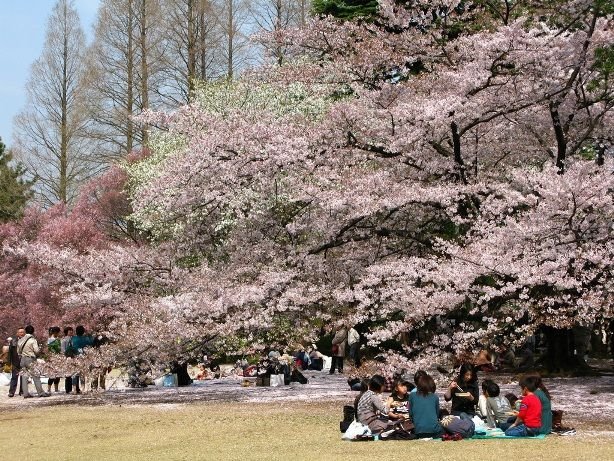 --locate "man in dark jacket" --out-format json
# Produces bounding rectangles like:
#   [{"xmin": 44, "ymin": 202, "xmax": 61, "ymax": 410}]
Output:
[{"xmin": 7, "ymin": 328, "xmax": 25, "ymax": 397}]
